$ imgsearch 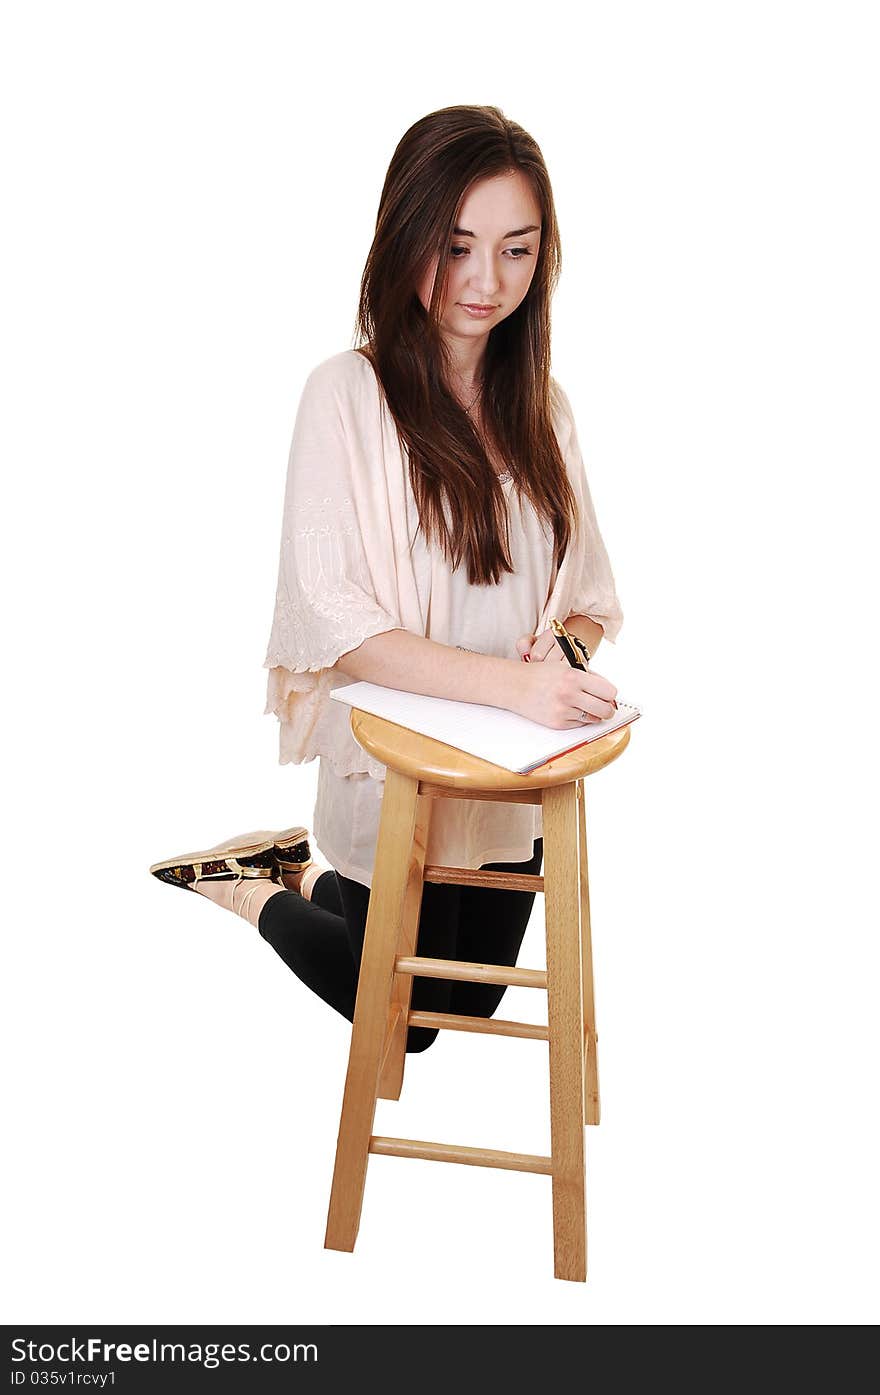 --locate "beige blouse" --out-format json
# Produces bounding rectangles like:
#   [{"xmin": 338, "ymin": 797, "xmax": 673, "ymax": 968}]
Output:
[{"xmin": 262, "ymin": 348, "xmax": 623, "ymax": 888}]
